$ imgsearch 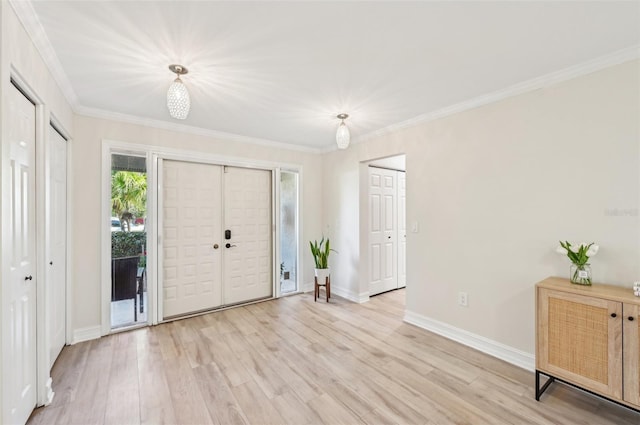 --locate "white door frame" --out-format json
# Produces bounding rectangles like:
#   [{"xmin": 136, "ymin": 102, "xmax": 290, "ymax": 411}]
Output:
[
  {"xmin": 359, "ymin": 154, "xmax": 406, "ymax": 303},
  {"xmin": 100, "ymin": 144, "xmax": 154, "ymax": 335},
  {"xmin": 101, "ymin": 139, "xmax": 302, "ymax": 331},
  {"xmin": 275, "ymin": 169, "xmax": 302, "ymax": 298}
]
